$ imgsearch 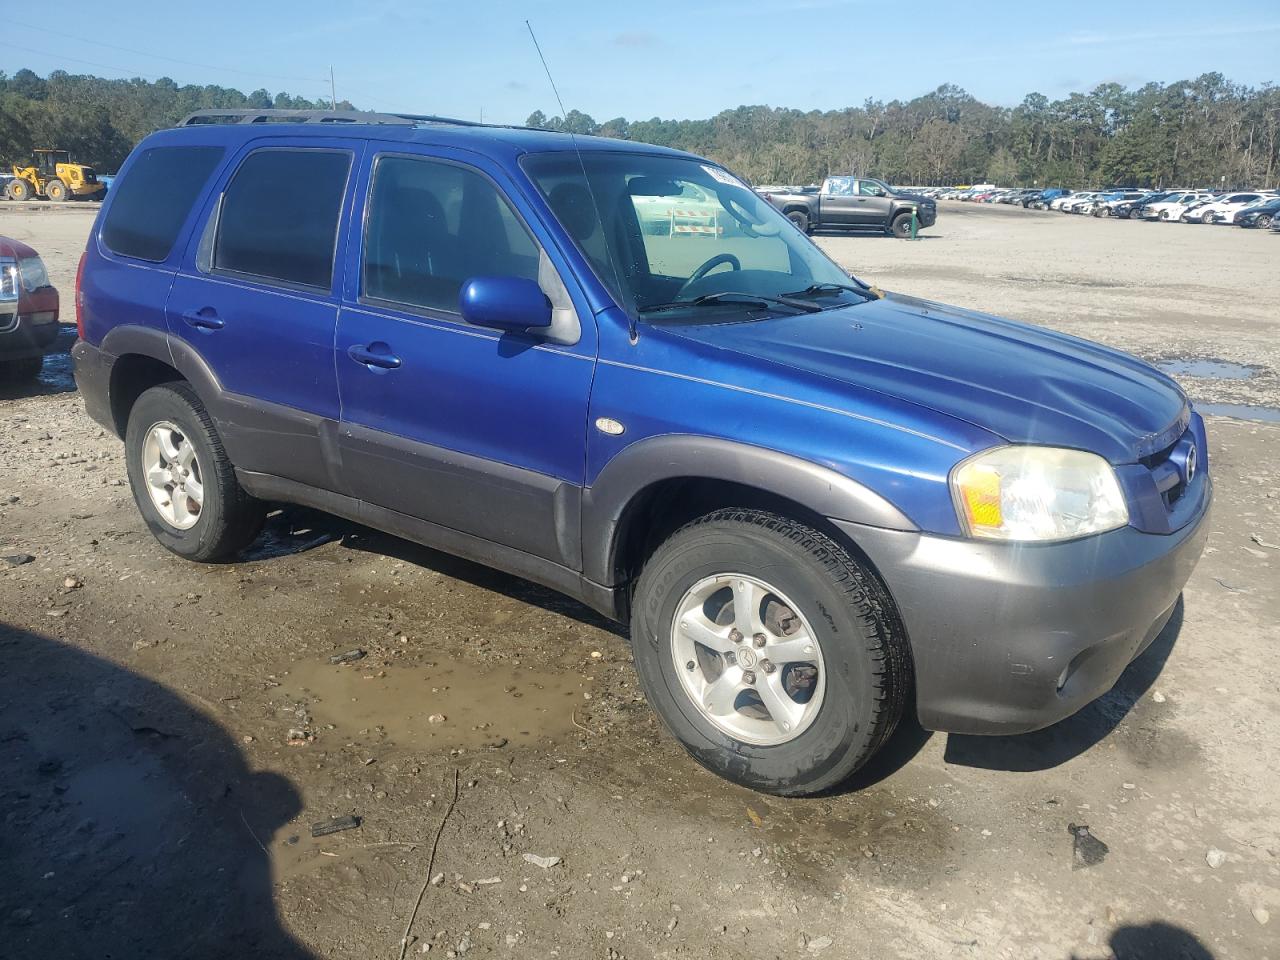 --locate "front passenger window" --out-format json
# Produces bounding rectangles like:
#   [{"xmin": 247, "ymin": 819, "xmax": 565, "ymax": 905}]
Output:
[{"xmin": 362, "ymin": 156, "xmax": 540, "ymax": 314}]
